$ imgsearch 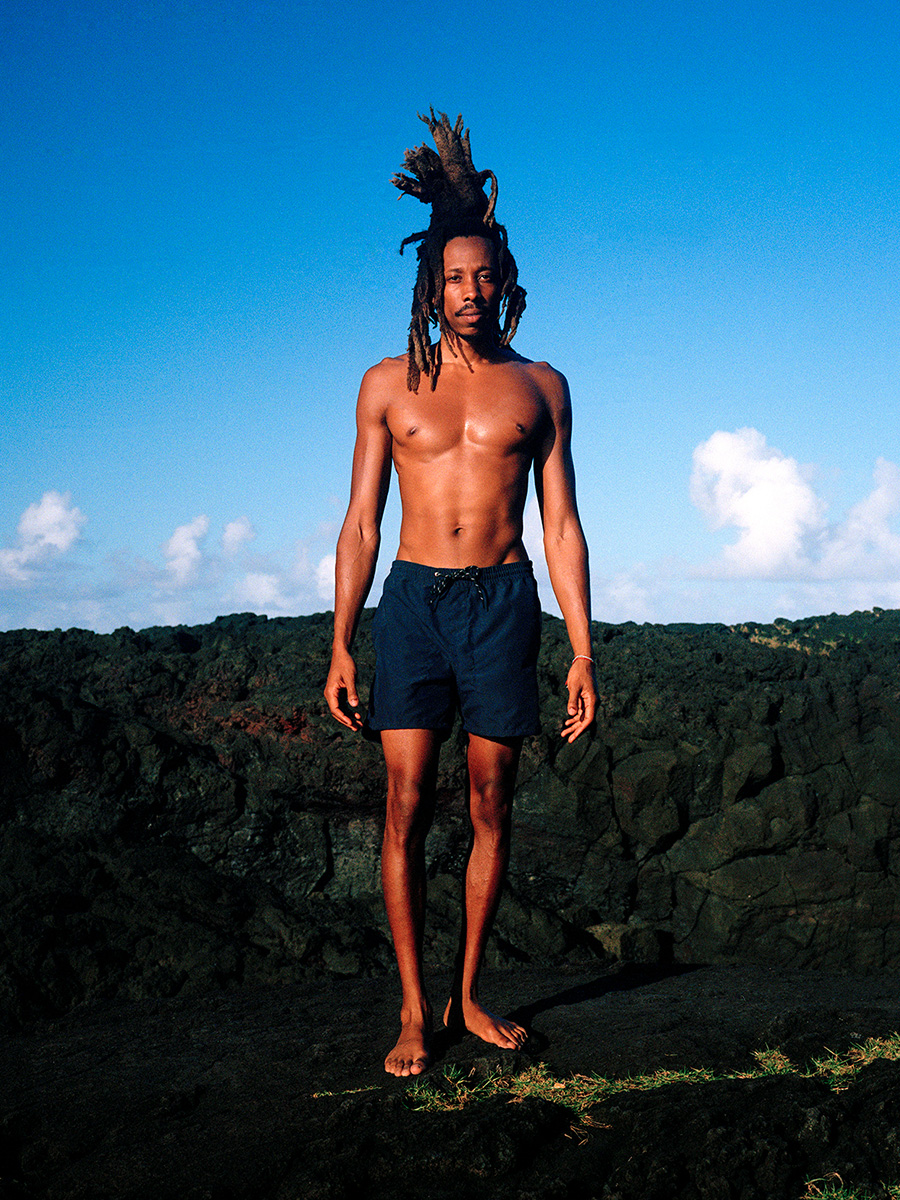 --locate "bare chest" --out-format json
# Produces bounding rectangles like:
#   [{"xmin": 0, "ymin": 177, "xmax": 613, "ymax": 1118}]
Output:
[{"xmin": 388, "ymin": 376, "xmax": 546, "ymax": 460}]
